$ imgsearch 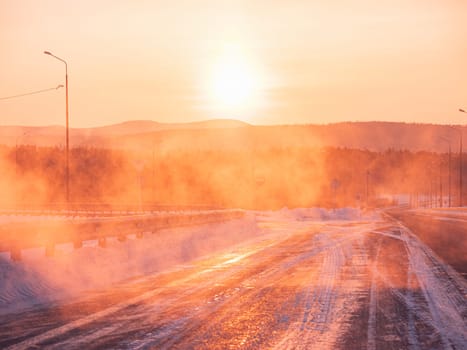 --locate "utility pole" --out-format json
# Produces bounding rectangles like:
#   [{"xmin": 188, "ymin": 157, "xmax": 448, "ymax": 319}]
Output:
[
  {"xmin": 448, "ymin": 144, "xmax": 452, "ymax": 207},
  {"xmin": 460, "ymin": 134, "xmax": 463, "ymax": 207},
  {"xmin": 449, "ymin": 125, "xmax": 462, "ymax": 206},
  {"xmin": 439, "ymin": 160, "xmax": 443, "ymax": 207},
  {"xmin": 366, "ymin": 170, "xmax": 369, "ymax": 208},
  {"xmin": 440, "ymin": 137, "xmax": 452, "ymax": 207}
]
